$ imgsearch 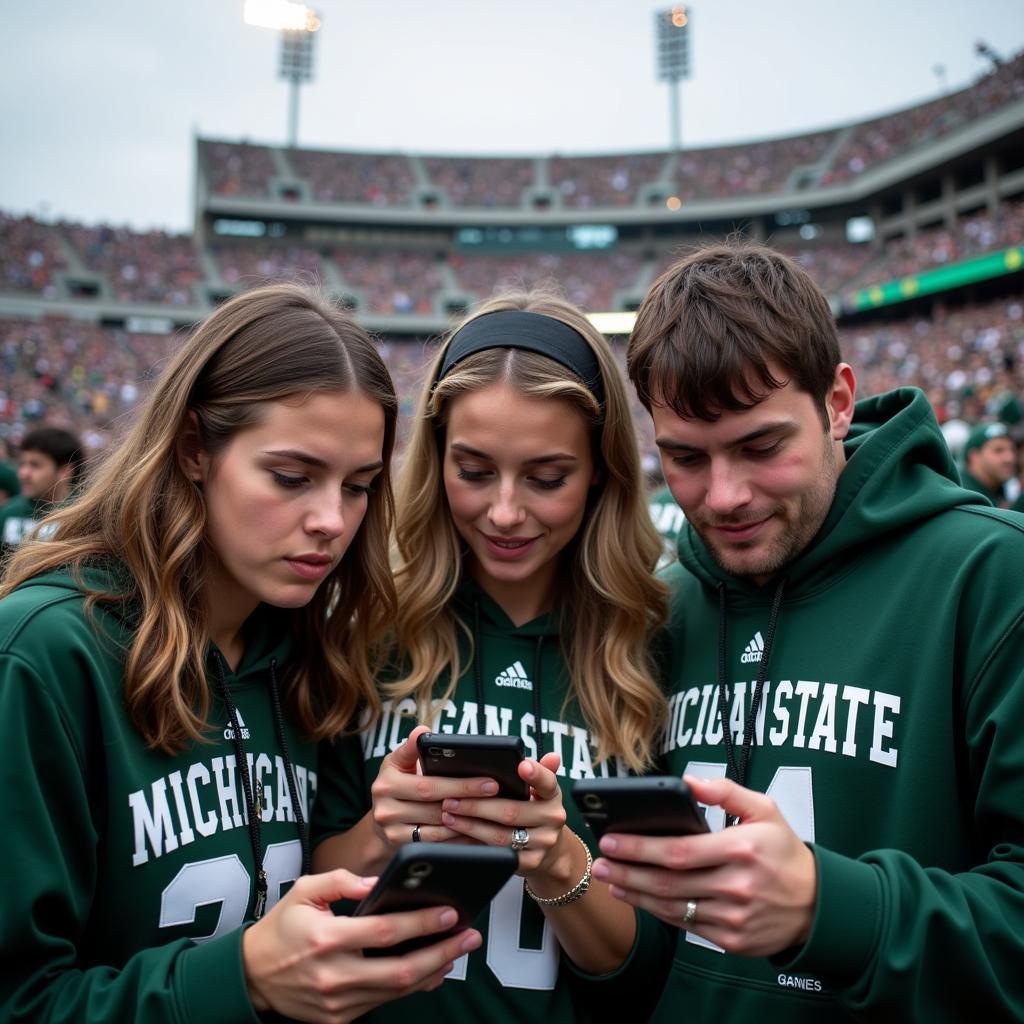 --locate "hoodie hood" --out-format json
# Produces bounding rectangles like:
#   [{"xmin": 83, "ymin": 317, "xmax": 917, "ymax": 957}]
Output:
[{"xmin": 676, "ymin": 388, "xmax": 988, "ymax": 598}]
